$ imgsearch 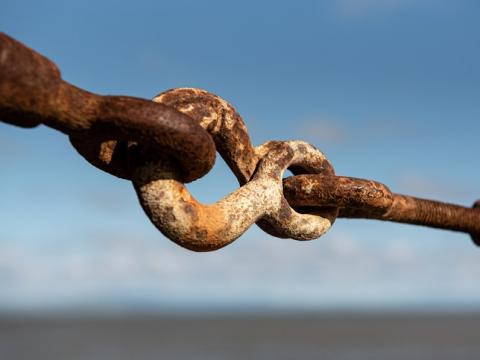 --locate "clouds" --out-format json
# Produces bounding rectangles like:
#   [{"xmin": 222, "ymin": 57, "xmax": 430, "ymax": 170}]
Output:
[
  {"xmin": 1, "ymin": 228, "xmax": 479, "ymax": 312},
  {"xmin": 0, "ymin": 126, "xmax": 24, "ymax": 163},
  {"xmin": 298, "ymin": 118, "xmax": 350, "ymax": 145},
  {"xmin": 1, "ymin": 0, "xmax": 478, "ymax": 315},
  {"xmin": 296, "ymin": 116, "xmax": 416, "ymax": 148},
  {"xmin": 394, "ymin": 172, "xmax": 477, "ymax": 202},
  {"xmin": 332, "ymin": 0, "xmax": 424, "ymax": 19},
  {"xmin": 80, "ymin": 187, "xmax": 132, "ymax": 213}
]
